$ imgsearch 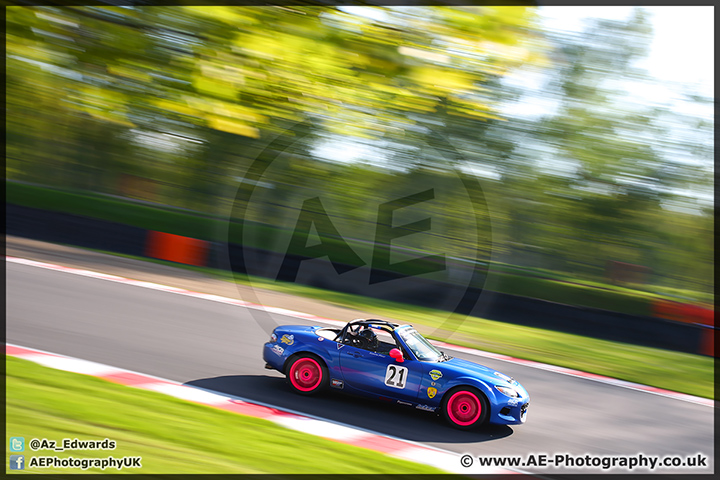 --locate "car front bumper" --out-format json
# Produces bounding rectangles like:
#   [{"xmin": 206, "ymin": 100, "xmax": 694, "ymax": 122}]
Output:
[{"xmin": 490, "ymin": 395, "xmax": 530, "ymax": 425}]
